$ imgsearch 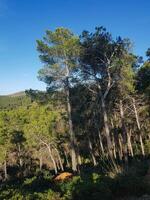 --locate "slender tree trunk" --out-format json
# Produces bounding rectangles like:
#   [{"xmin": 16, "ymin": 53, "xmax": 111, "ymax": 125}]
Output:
[
  {"xmin": 119, "ymin": 100, "xmax": 128, "ymax": 164},
  {"xmin": 47, "ymin": 145, "xmax": 58, "ymax": 174},
  {"xmin": 39, "ymin": 155, "xmax": 43, "ymax": 171},
  {"xmin": 40, "ymin": 140, "xmax": 58, "ymax": 174},
  {"xmin": 118, "ymin": 134, "xmax": 123, "ymax": 160},
  {"xmin": 76, "ymin": 145, "xmax": 82, "ymax": 166},
  {"xmin": 112, "ymin": 133, "xmax": 117, "ymax": 159},
  {"xmin": 56, "ymin": 160, "xmax": 61, "ymax": 170},
  {"xmin": 98, "ymin": 130, "xmax": 105, "ymax": 154},
  {"xmin": 66, "ymin": 77, "xmax": 77, "ymax": 172},
  {"xmin": 18, "ymin": 144, "xmax": 23, "ymax": 167},
  {"xmin": 101, "ymin": 97, "xmax": 113, "ymax": 157},
  {"xmin": 113, "ymin": 114, "xmax": 121, "ymax": 160},
  {"xmin": 139, "ymin": 135, "xmax": 145, "ymax": 156},
  {"xmin": 132, "ymin": 98, "xmax": 145, "ymax": 156},
  {"xmin": 88, "ymin": 137, "xmax": 97, "ymax": 166},
  {"xmin": 76, "ymin": 146, "xmax": 82, "ymax": 173},
  {"xmin": 77, "ymin": 153, "xmax": 82, "ymax": 166},
  {"xmin": 54, "ymin": 147, "xmax": 64, "ymax": 171},
  {"xmin": 127, "ymin": 130, "xmax": 134, "ymax": 157},
  {"xmin": 64, "ymin": 150, "xmax": 70, "ymax": 168},
  {"xmin": 4, "ymin": 160, "xmax": 8, "ymax": 180},
  {"xmin": 111, "ymin": 119, "xmax": 117, "ymax": 159}
]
